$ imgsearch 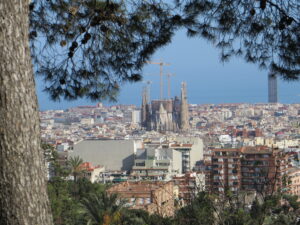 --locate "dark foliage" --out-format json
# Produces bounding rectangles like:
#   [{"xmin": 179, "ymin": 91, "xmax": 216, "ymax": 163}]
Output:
[
  {"xmin": 175, "ymin": 192, "xmax": 215, "ymax": 225},
  {"xmin": 47, "ymin": 176, "xmax": 300, "ymax": 225},
  {"xmin": 179, "ymin": 0, "xmax": 300, "ymax": 80},
  {"xmin": 30, "ymin": 0, "xmax": 181, "ymax": 101},
  {"xmin": 30, "ymin": 0, "xmax": 300, "ymax": 102}
]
